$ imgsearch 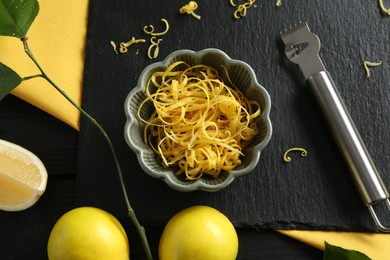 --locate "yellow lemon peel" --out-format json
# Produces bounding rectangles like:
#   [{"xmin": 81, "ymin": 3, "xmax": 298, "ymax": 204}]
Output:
[
  {"xmin": 110, "ymin": 41, "xmax": 118, "ymax": 54},
  {"xmin": 144, "ymin": 18, "xmax": 170, "ymax": 36},
  {"xmin": 232, "ymin": 0, "xmax": 256, "ymax": 19},
  {"xmin": 283, "ymin": 148, "xmax": 308, "ymax": 163},
  {"xmin": 363, "ymin": 60, "xmax": 382, "ymax": 77},
  {"xmin": 118, "ymin": 37, "xmax": 146, "ymax": 54},
  {"xmin": 144, "ymin": 19, "xmax": 169, "ymax": 59},
  {"xmin": 229, "ymin": 0, "xmax": 237, "ymax": 7},
  {"xmin": 180, "ymin": 1, "xmax": 201, "ymax": 20},
  {"xmin": 147, "ymin": 37, "xmax": 163, "ymax": 59},
  {"xmin": 379, "ymin": 0, "xmax": 390, "ymax": 15}
]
